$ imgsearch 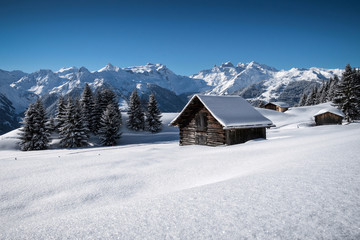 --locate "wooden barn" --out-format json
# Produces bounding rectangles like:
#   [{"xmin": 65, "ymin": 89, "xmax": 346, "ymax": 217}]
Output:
[
  {"xmin": 170, "ymin": 95, "xmax": 274, "ymax": 146},
  {"xmin": 314, "ymin": 108, "xmax": 344, "ymax": 125},
  {"xmin": 264, "ymin": 102, "xmax": 289, "ymax": 112}
]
